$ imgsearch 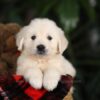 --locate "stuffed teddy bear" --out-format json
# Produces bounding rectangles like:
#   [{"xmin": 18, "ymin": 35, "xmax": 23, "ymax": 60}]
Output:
[
  {"xmin": 0, "ymin": 23, "xmax": 21, "ymax": 74},
  {"xmin": 0, "ymin": 23, "xmax": 74, "ymax": 100}
]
